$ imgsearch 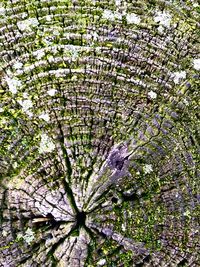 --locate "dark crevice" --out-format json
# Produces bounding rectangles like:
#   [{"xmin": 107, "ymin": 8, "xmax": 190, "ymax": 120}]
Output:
[
  {"xmin": 18, "ymin": 253, "xmax": 33, "ymax": 265},
  {"xmin": 18, "ymin": 237, "xmax": 44, "ymax": 265},
  {"xmin": 83, "ymin": 153, "xmax": 98, "ymax": 191},
  {"xmin": 32, "ymin": 213, "xmax": 68, "ymax": 231},
  {"xmin": 121, "ymin": 192, "xmax": 139, "ymax": 202},
  {"xmin": 46, "ymin": 223, "xmax": 76, "ymax": 262},
  {"xmin": 76, "ymin": 211, "xmax": 86, "ymax": 228},
  {"xmin": 111, "ymin": 197, "xmax": 118, "ymax": 203},
  {"xmin": 61, "ymin": 177, "xmax": 79, "ymax": 214},
  {"xmin": 83, "ymin": 224, "xmax": 96, "ymax": 240},
  {"xmin": 135, "ymin": 255, "xmax": 151, "ymax": 266},
  {"xmin": 86, "ymin": 186, "xmax": 113, "ymax": 214},
  {"xmin": 177, "ymin": 259, "xmax": 188, "ymax": 266},
  {"xmin": 56, "ymin": 120, "xmax": 73, "ymax": 183},
  {"xmin": 0, "ymin": 189, "xmax": 7, "ymax": 226}
]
